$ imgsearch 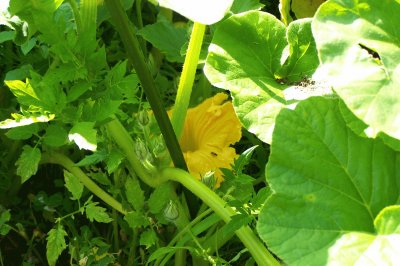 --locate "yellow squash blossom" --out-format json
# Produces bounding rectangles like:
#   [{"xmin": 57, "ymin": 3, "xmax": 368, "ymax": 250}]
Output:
[{"xmin": 178, "ymin": 93, "xmax": 242, "ymax": 187}]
